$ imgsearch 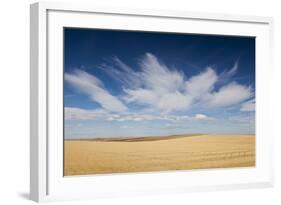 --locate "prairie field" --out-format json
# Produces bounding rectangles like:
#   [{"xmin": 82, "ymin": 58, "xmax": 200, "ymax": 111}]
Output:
[{"xmin": 64, "ymin": 134, "xmax": 255, "ymax": 176}]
